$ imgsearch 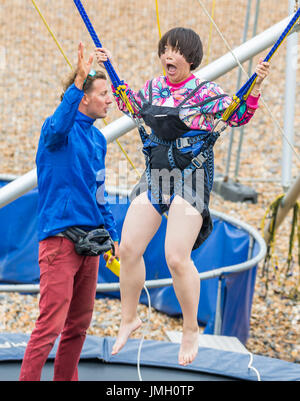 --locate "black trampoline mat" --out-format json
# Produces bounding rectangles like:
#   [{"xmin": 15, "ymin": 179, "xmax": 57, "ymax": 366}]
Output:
[{"xmin": 0, "ymin": 359, "xmax": 236, "ymax": 381}]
